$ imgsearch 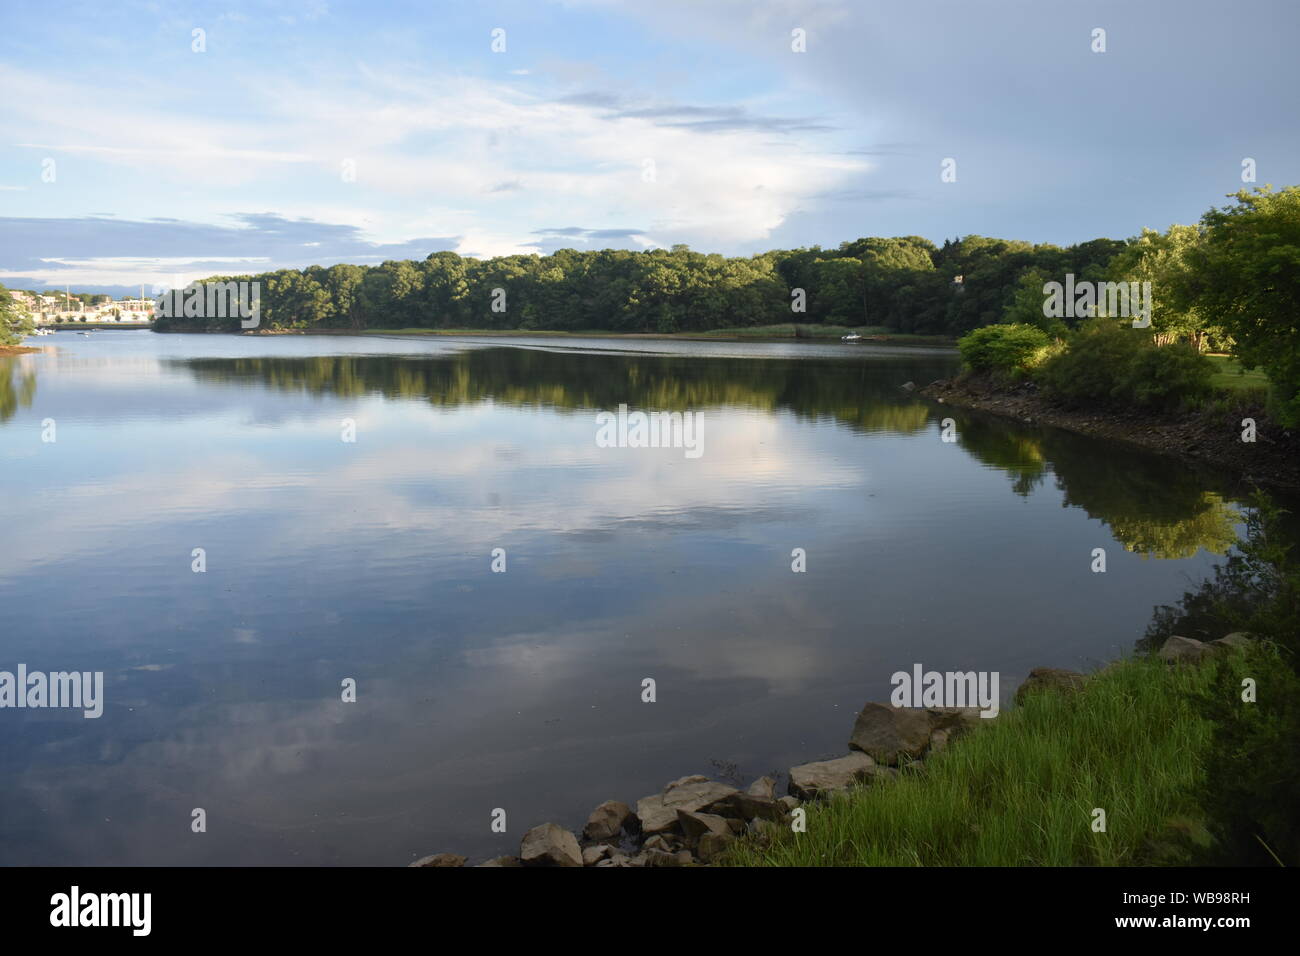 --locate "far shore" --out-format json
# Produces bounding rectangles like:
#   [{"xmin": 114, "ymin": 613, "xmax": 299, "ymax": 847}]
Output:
[{"xmin": 238, "ymin": 325, "xmax": 959, "ymax": 348}]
